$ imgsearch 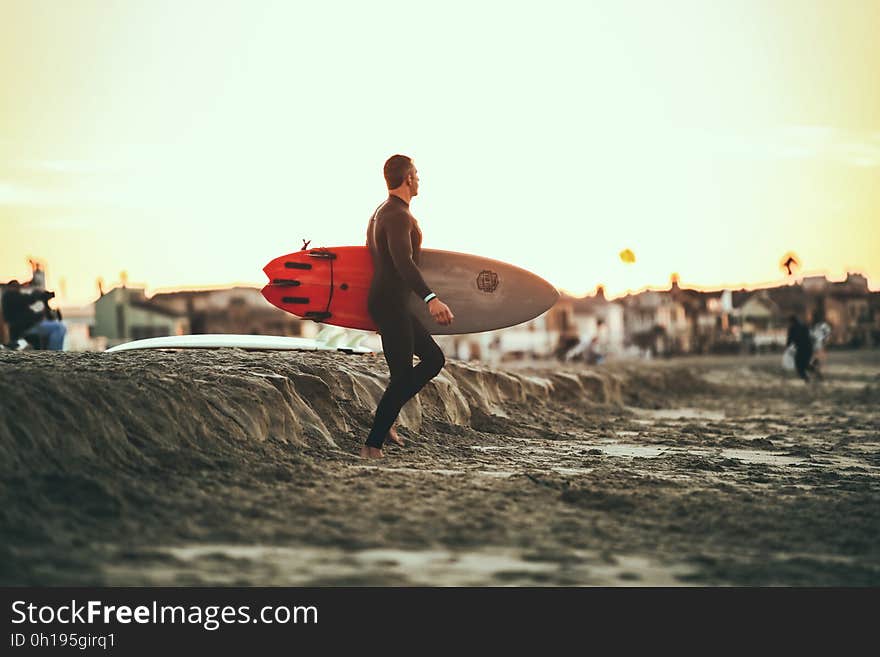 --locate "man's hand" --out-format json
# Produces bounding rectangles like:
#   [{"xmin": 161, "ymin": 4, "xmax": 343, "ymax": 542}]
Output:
[{"xmin": 427, "ymin": 298, "xmax": 454, "ymax": 326}]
